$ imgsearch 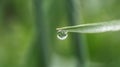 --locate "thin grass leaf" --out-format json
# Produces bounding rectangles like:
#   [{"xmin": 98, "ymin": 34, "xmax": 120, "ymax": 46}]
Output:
[{"xmin": 57, "ymin": 20, "xmax": 120, "ymax": 33}]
